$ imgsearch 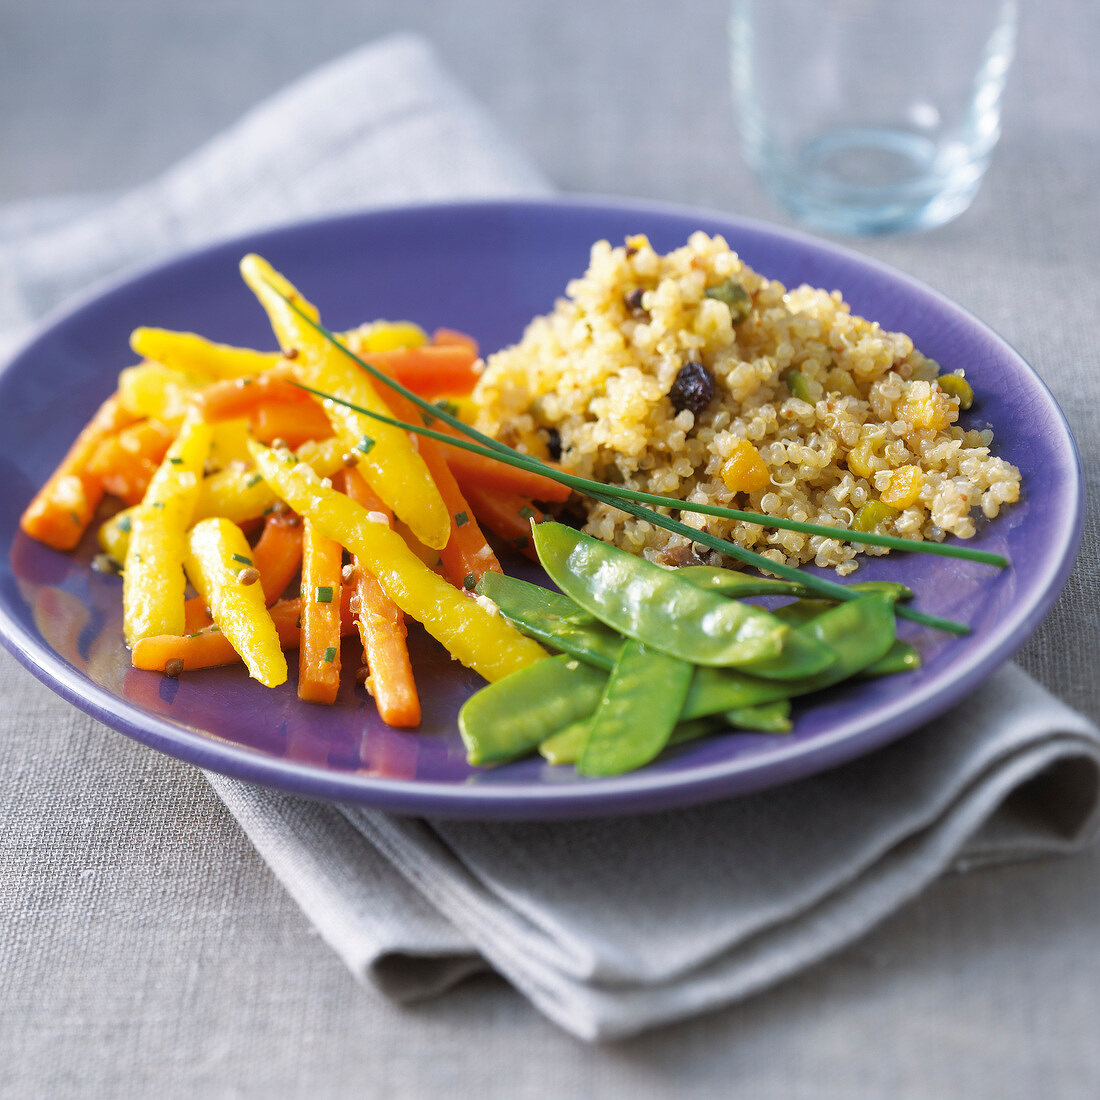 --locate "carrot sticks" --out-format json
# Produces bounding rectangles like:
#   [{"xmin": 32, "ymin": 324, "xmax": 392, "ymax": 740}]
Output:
[{"xmin": 341, "ymin": 469, "xmax": 421, "ymax": 727}]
